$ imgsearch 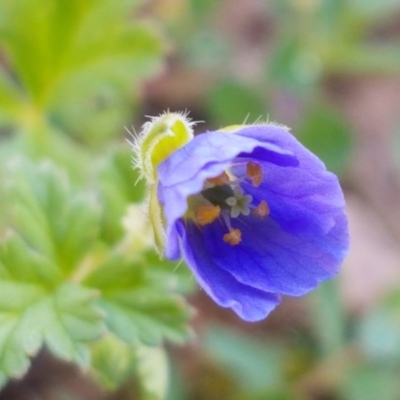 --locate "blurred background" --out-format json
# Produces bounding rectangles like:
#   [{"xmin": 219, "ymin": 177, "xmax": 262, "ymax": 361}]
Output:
[{"xmin": 1, "ymin": 0, "xmax": 400, "ymax": 399}]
